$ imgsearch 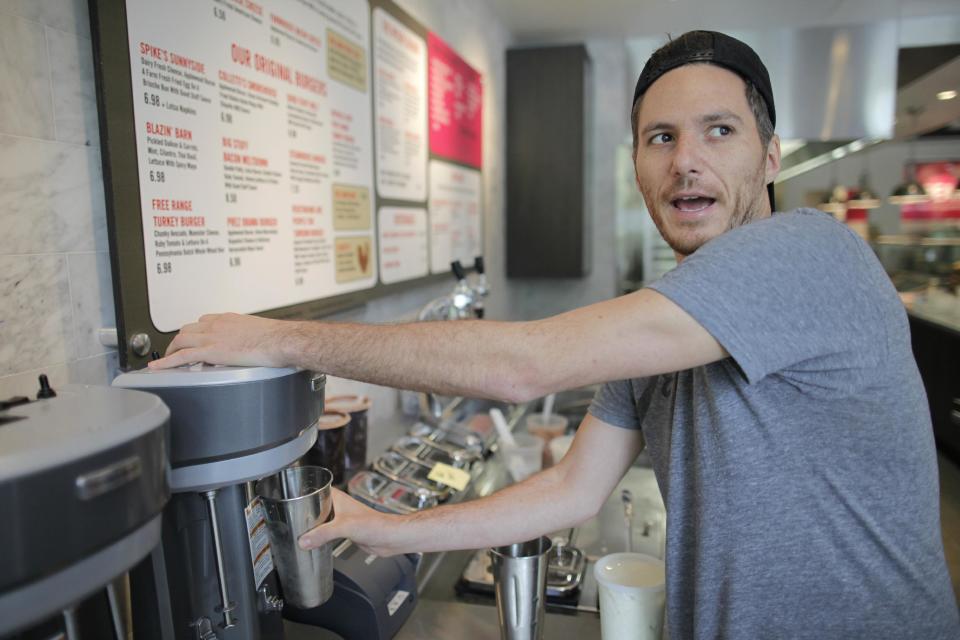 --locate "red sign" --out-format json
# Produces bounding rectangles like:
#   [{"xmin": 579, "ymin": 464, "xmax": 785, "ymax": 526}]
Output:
[
  {"xmin": 902, "ymin": 161, "xmax": 960, "ymax": 220},
  {"xmin": 428, "ymin": 32, "xmax": 482, "ymax": 168}
]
